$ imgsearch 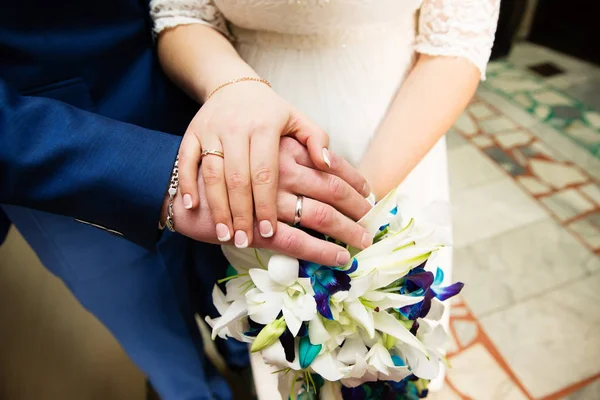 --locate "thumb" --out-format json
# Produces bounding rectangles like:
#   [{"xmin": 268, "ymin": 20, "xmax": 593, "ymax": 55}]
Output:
[{"xmin": 284, "ymin": 108, "xmax": 331, "ymax": 170}]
